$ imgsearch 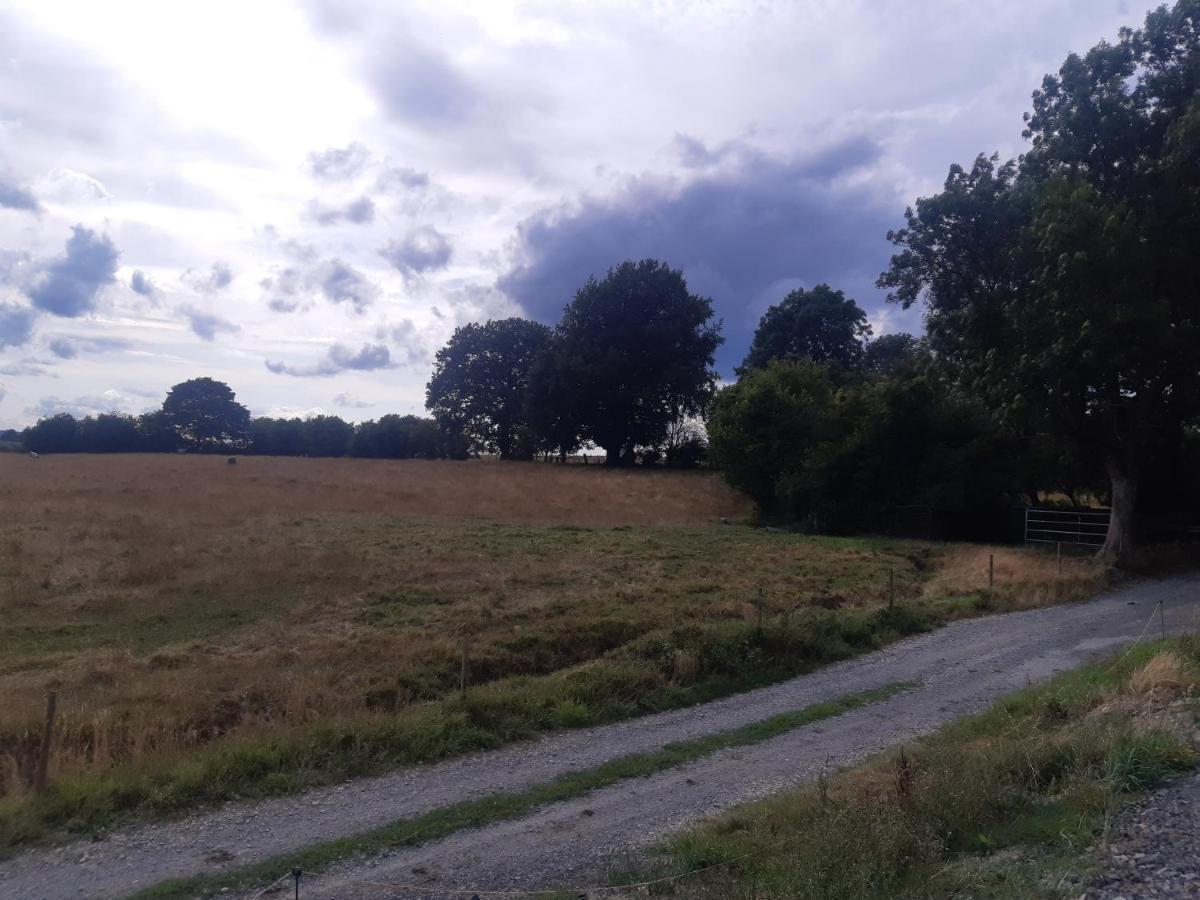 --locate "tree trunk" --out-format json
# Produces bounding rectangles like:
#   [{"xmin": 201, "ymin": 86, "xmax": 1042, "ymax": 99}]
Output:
[{"xmin": 1098, "ymin": 461, "xmax": 1137, "ymax": 562}]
